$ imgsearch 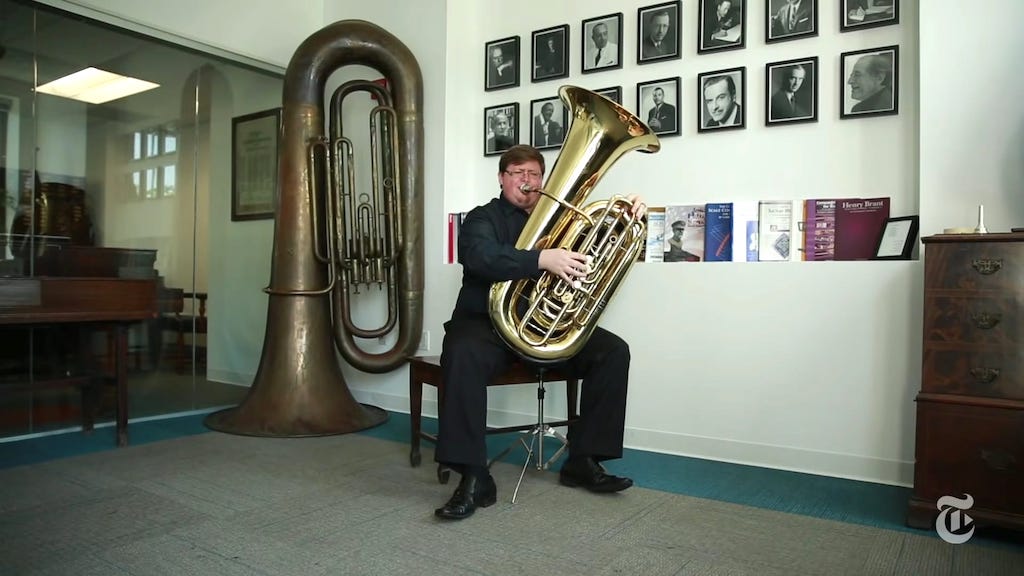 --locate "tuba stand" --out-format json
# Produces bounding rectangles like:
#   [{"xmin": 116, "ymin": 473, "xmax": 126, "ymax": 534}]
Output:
[{"xmin": 487, "ymin": 366, "xmax": 570, "ymax": 504}]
